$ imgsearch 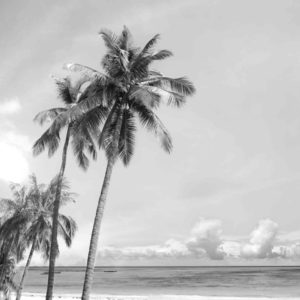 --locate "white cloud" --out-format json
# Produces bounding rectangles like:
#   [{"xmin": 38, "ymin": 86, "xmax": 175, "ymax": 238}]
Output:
[
  {"xmin": 221, "ymin": 241, "xmax": 241, "ymax": 258},
  {"xmin": 27, "ymin": 218, "xmax": 300, "ymax": 266},
  {"xmin": 273, "ymin": 243, "xmax": 300, "ymax": 259},
  {"xmin": 0, "ymin": 98, "xmax": 21, "ymax": 115},
  {"xmin": 241, "ymin": 219, "xmax": 278, "ymax": 259},
  {"xmin": 0, "ymin": 131, "xmax": 31, "ymax": 183},
  {"xmin": 0, "ymin": 98, "xmax": 30, "ymax": 183},
  {"xmin": 186, "ymin": 219, "xmax": 225, "ymax": 260},
  {"xmin": 98, "ymin": 239, "xmax": 189, "ymax": 261},
  {"xmin": 95, "ymin": 219, "xmax": 300, "ymax": 263}
]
